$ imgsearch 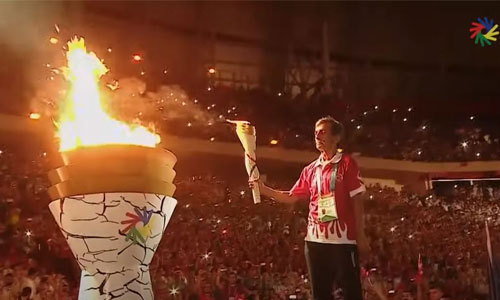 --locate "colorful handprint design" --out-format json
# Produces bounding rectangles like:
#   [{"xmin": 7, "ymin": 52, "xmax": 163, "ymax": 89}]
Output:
[
  {"xmin": 470, "ymin": 17, "xmax": 499, "ymax": 47},
  {"xmin": 120, "ymin": 207, "xmax": 155, "ymax": 244}
]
